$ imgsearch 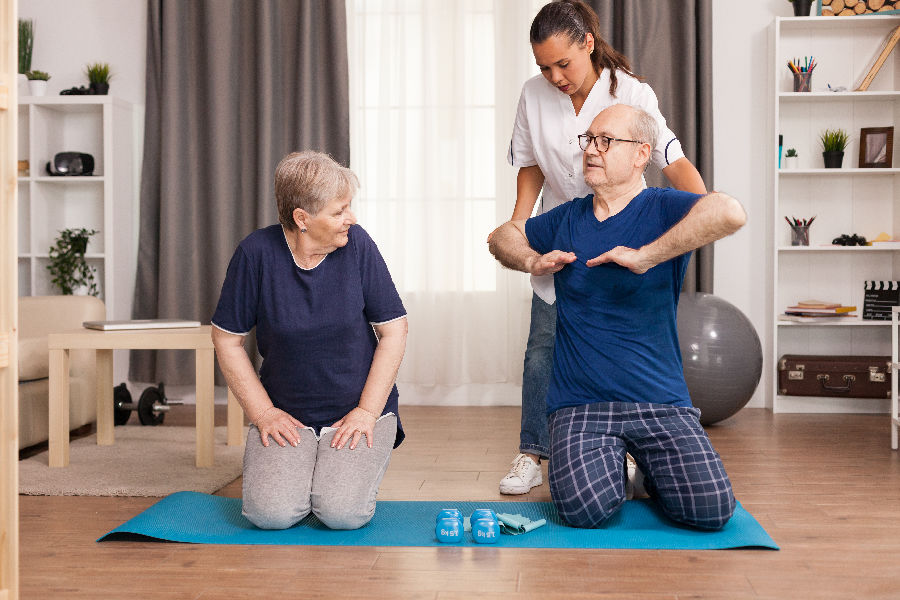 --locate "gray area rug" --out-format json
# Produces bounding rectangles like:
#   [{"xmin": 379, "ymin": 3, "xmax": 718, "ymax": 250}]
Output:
[{"xmin": 19, "ymin": 425, "xmax": 246, "ymax": 497}]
